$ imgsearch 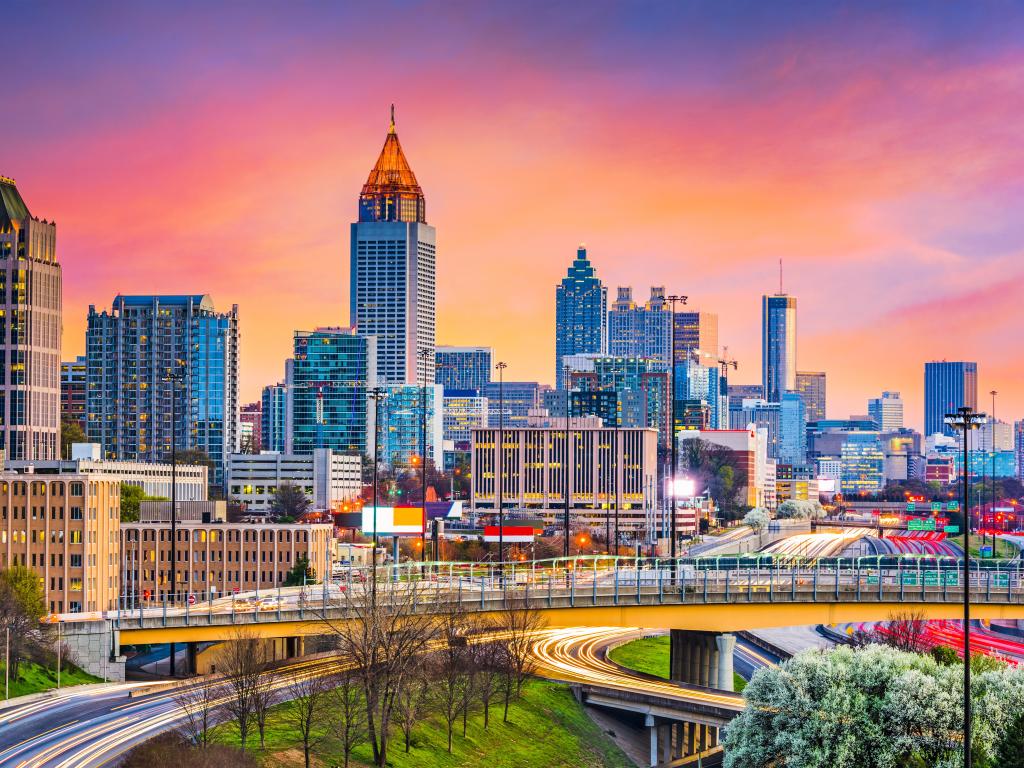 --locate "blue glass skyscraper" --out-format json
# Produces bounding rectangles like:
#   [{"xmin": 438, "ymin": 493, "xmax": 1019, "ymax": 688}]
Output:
[
  {"xmin": 435, "ymin": 346, "xmax": 491, "ymax": 393},
  {"xmin": 924, "ymin": 361, "xmax": 978, "ymax": 437},
  {"xmin": 779, "ymin": 391, "xmax": 807, "ymax": 466},
  {"xmin": 286, "ymin": 328, "xmax": 376, "ymax": 455},
  {"xmin": 762, "ymin": 294, "xmax": 797, "ymax": 403},
  {"xmin": 350, "ymin": 107, "xmax": 435, "ymax": 385},
  {"xmin": 555, "ymin": 246, "xmax": 607, "ymax": 388},
  {"xmin": 261, "ymin": 381, "xmax": 287, "ymax": 453},
  {"xmin": 85, "ymin": 294, "xmax": 239, "ymax": 484},
  {"xmin": 607, "ymin": 286, "xmax": 671, "ymax": 371}
]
